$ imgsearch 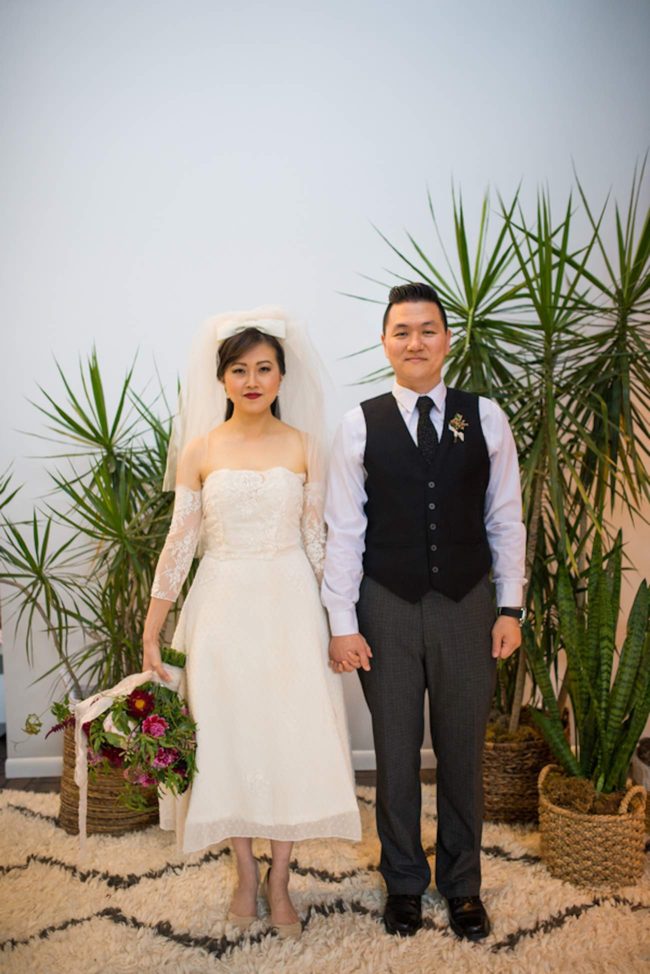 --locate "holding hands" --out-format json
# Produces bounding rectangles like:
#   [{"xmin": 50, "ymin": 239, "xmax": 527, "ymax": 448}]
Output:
[{"xmin": 329, "ymin": 633, "xmax": 373, "ymax": 674}]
